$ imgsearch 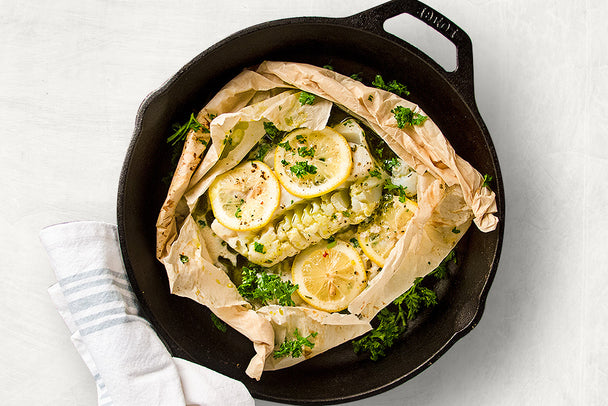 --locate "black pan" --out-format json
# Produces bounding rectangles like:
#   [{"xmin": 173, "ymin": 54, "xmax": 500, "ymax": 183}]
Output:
[{"xmin": 117, "ymin": 0, "xmax": 505, "ymax": 404}]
